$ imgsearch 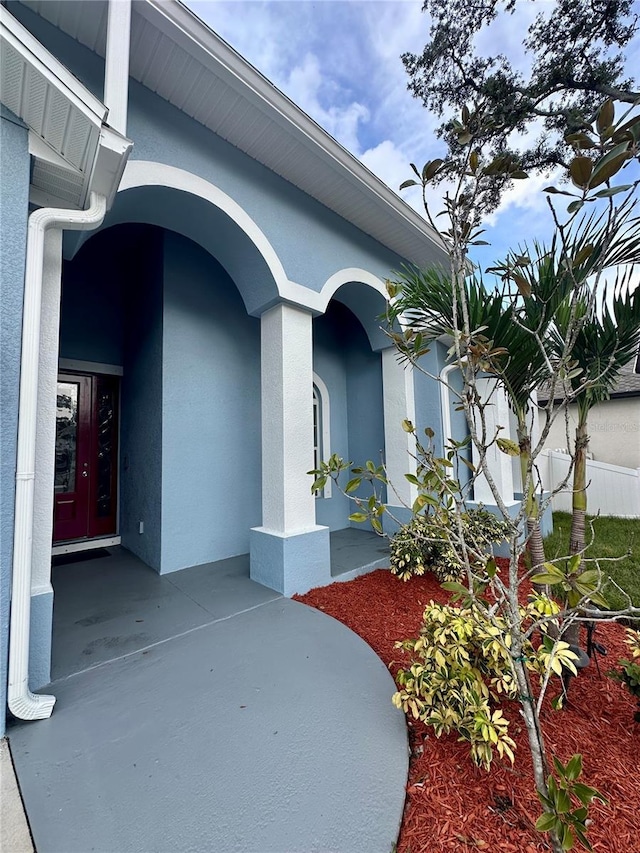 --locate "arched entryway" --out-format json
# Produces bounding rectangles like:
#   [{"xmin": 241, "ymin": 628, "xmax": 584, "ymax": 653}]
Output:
[{"xmin": 32, "ymin": 168, "xmax": 284, "ymax": 688}]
